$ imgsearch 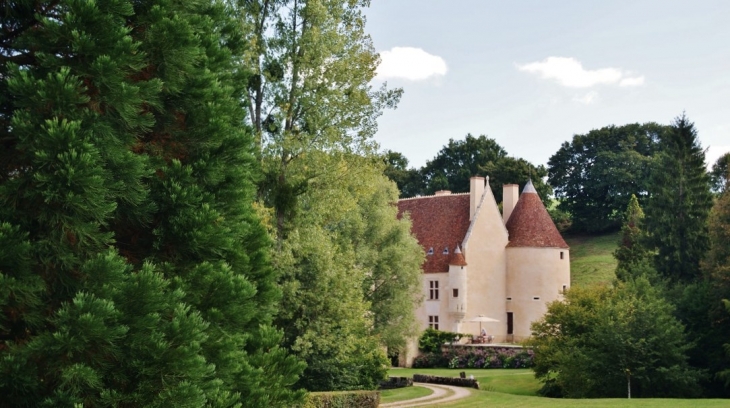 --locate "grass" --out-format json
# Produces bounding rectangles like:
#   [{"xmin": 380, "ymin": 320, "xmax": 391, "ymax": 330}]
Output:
[
  {"xmin": 436, "ymin": 392, "xmax": 730, "ymax": 407},
  {"xmin": 379, "ymin": 385, "xmax": 433, "ymax": 404},
  {"xmin": 385, "ymin": 369, "xmax": 730, "ymax": 407},
  {"xmin": 387, "ymin": 368, "xmax": 539, "ymax": 395},
  {"xmin": 565, "ymin": 231, "xmax": 620, "ymax": 287}
]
